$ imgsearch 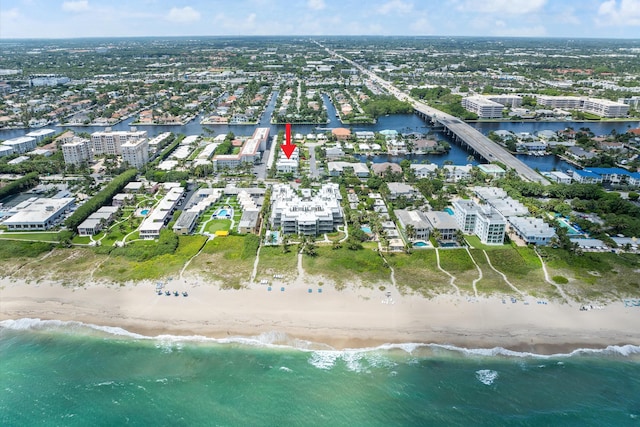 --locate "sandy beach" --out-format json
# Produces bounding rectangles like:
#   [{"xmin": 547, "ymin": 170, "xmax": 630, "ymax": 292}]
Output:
[{"xmin": 2, "ymin": 274, "xmax": 639, "ymax": 354}]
